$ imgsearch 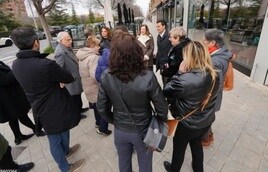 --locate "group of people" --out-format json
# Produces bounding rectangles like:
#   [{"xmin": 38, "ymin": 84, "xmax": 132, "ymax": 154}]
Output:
[
  {"xmin": 95, "ymin": 20, "xmax": 231, "ymax": 172},
  {"xmin": 0, "ymin": 18, "xmax": 232, "ymax": 172}
]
